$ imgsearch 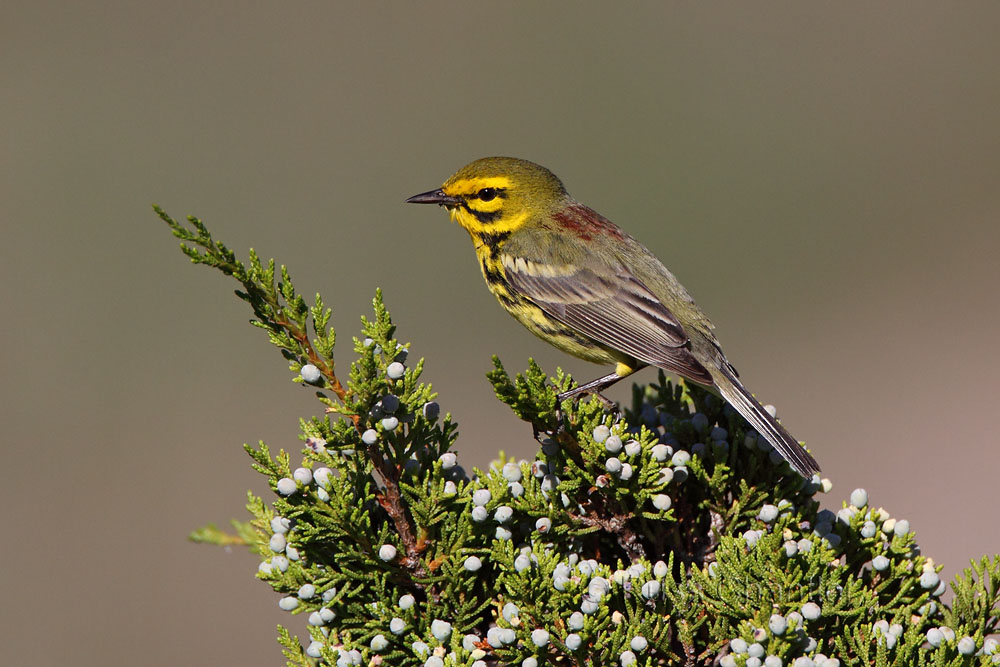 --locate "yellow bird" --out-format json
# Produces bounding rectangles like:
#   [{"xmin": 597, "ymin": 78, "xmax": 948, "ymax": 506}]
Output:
[{"xmin": 407, "ymin": 157, "xmax": 819, "ymax": 478}]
